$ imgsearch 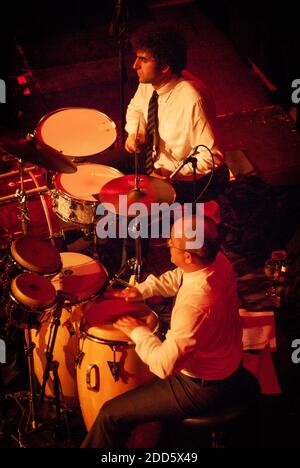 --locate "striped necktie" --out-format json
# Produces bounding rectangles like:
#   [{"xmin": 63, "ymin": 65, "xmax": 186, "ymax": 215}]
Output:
[{"xmin": 144, "ymin": 90, "xmax": 159, "ymax": 175}]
